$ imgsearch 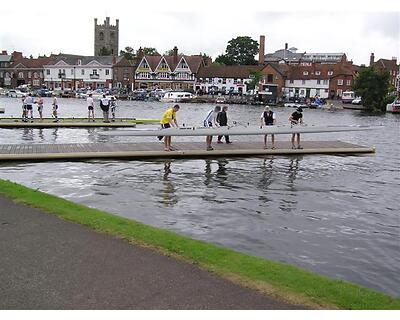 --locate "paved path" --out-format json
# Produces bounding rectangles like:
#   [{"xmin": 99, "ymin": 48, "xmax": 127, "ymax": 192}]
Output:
[
  {"xmin": 0, "ymin": 140, "xmax": 374, "ymax": 161},
  {"xmin": 0, "ymin": 196, "xmax": 305, "ymax": 309}
]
